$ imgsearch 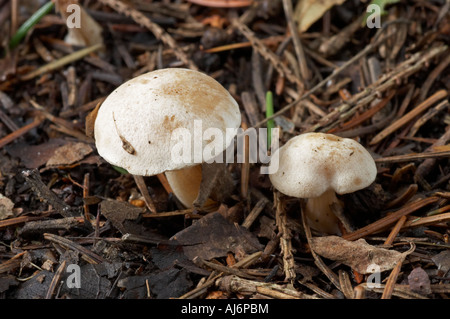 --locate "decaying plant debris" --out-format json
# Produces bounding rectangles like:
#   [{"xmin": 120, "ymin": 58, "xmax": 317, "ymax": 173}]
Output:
[{"xmin": 0, "ymin": 0, "xmax": 449, "ymax": 300}]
